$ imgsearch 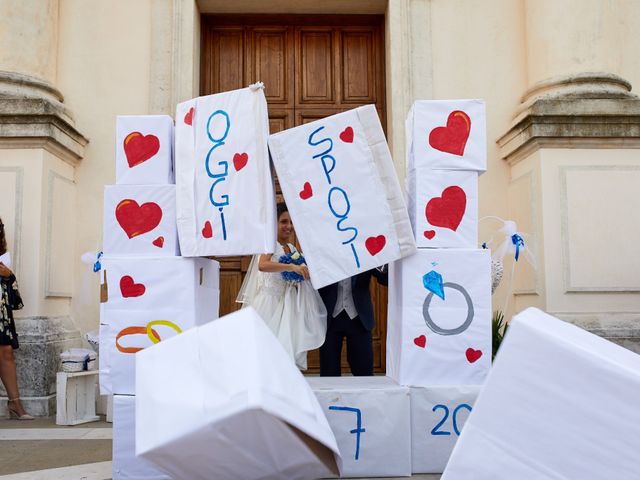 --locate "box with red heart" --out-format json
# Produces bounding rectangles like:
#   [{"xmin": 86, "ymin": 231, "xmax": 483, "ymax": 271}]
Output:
[
  {"xmin": 99, "ymin": 256, "xmax": 220, "ymax": 395},
  {"xmin": 407, "ymin": 168, "xmax": 479, "ymax": 248},
  {"xmin": 103, "ymin": 184, "xmax": 179, "ymax": 256},
  {"xmin": 387, "ymin": 248, "xmax": 491, "ymax": 387},
  {"xmin": 407, "ymin": 99, "xmax": 486, "ymax": 173},
  {"xmin": 115, "ymin": 115, "xmax": 174, "ymax": 185}
]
